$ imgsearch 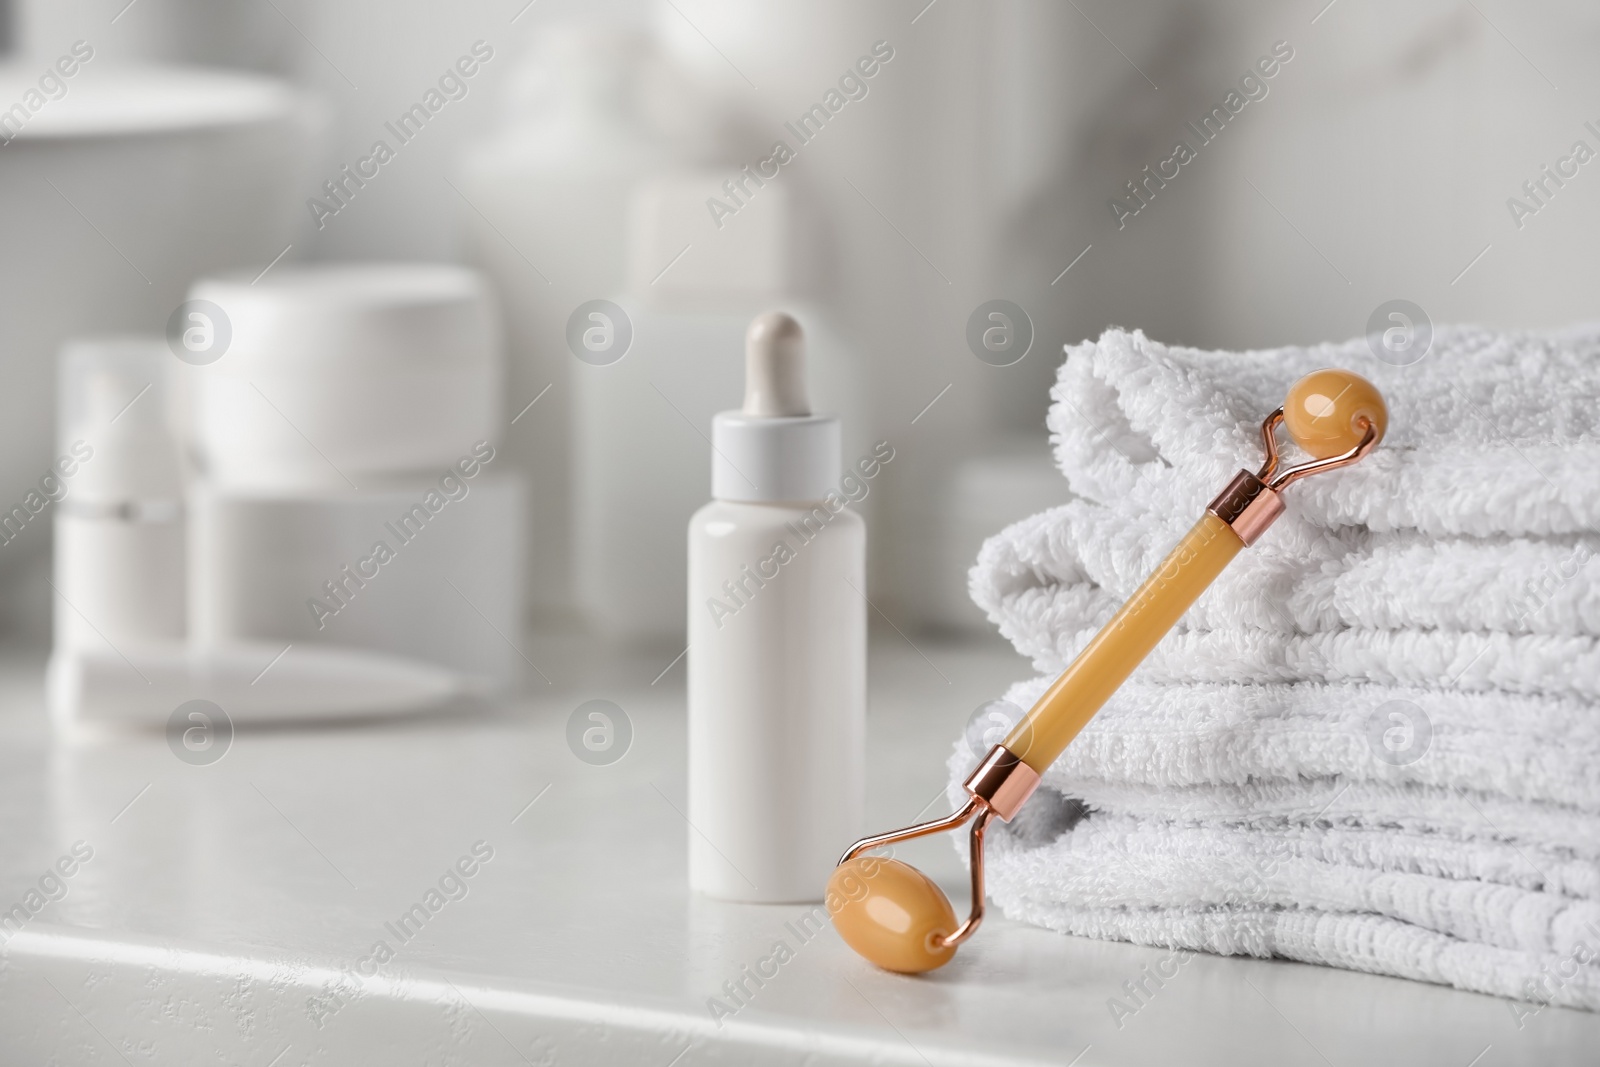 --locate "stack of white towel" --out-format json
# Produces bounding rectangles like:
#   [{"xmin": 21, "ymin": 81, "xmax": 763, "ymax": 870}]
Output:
[{"xmin": 955, "ymin": 326, "xmax": 1600, "ymax": 1011}]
